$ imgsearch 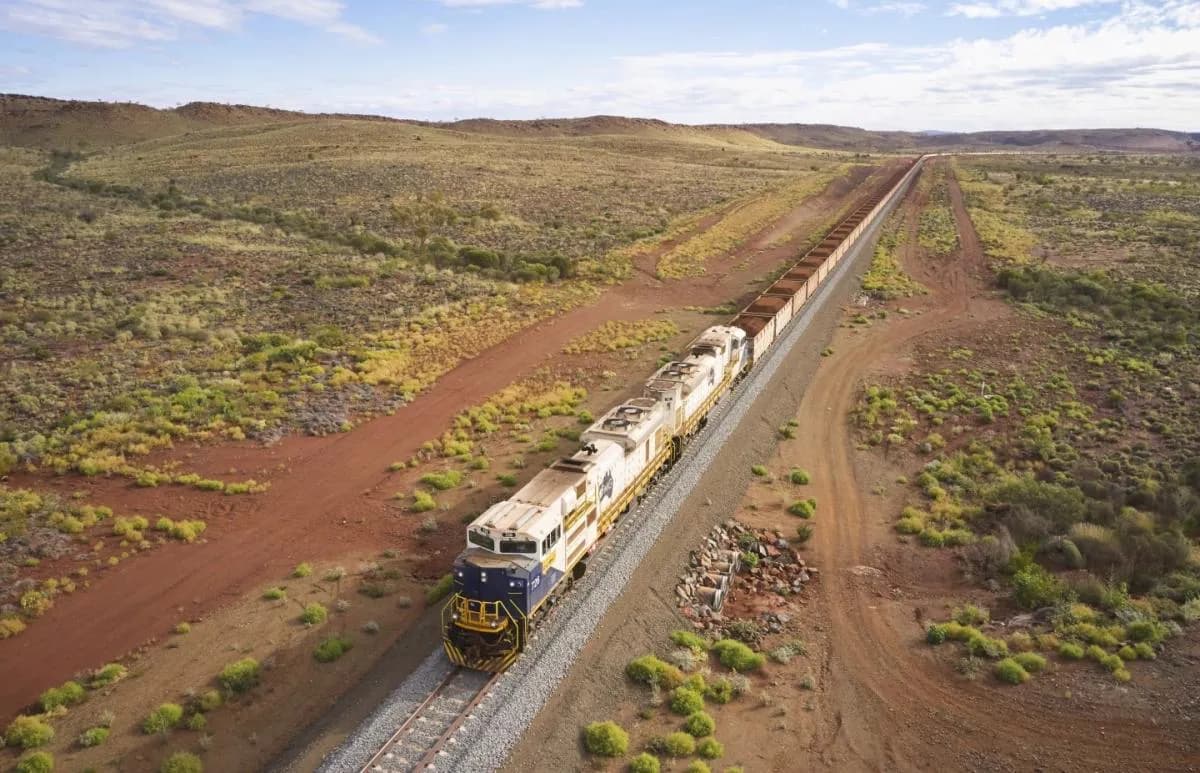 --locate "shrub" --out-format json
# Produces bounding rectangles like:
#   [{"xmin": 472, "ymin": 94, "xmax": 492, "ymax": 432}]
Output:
[
  {"xmin": 300, "ymin": 602, "xmax": 328, "ymax": 625},
  {"xmin": 1126, "ymin": 620, "xmax": 1167, "ymax": 644},
  {"xmin": 314, "ymin": 635, "xmax": 354, "ymax": 663},
  {"xmin": 965, "ymin": 633, "xmax": 1008, "ymax": 659},
  {"xmin": 174, "ymin": 622, "xmax": 191, "ymax": 634},
  {"xmin": 993, "ymin": 658, "xmax": 1030, "ymax": 685},
  {"xmin": 925, "ymin": 624, "xmax": 948, "ymax": 645},
  {"xmin": 669, "ymin": 687, "xmax": 705, "ymax": 715},
  {"xmin": 186, "ymin": 713, "xmax": 206, "ymax": 731},
  {"xmin": 419, "ymin": 470, "xmax": 463, "ymax": 491},
  {"xmin": 768, "ymin": 639, "xmax": 807, "ymax": 664},
  {"xmin": 1058, "ymin": 642, "xmax": 1085, "ymax": 660},
  {"xmin": 161, "ymin": 752, "xmax": 203, "ymax": 773},
  {"xmin": 197, "ymin": 690, "xmax": 222, "ymax": 712},
  {"xmin": 411, "ymin": 490, "xmax": 437, "ymax": 512},
  {"xmin": 1117, "ymin": 645, "xmax": 1138, "ymax": 661},
  {"xmin": 684, "ymin": 711, "xmax": 715, "ymax": 737},
  {"xmin": 0, "ymin": 616, "xmax": 28, "ymax": 639},
  {"xmin": 629, "ymin": 753, "xmax": 661, "ymax": 773},
  {"xmin": 16, "ymin": 752, "xmax": 54, "ymax": 773},
  {"xmin": 78, "ymin": 726, "xmax": 109, "ymax": 747},
  {"xmin": 627, "ymin": 654, "xmax": 675, "ymax": 686},
  {"xmin": 583, "ymin": 721, "xmax": 628, "ymax": 757},
  {"xmin": 704, "ymin": 676, "xmax": 734, "ymax": 704},
  {"xmin": 262, "ymin": 587, "xmax": 286, "ymax": 601},
  {"xmin": 1012, "ymin": 563, "xmax": 1065, "ymax": 609},
  {"xmin": 40, "ymin": 680, "xmax": 86, "ymax": 711},
  {"xmin": 219, "ymin": 657, "xmax": 261, "ymax": 693},
  {"xmin": 670, "ymin": 630, "xmax": 709, "ymax": 653},
  {"xmin": 142, "ymin": 703, "xmax": 184, "ymax": 734},
  {"xmin": 89, "ymin": 662, "xmax": 127, "ymax": 688},
  {"xmin": 952, "ymin": 604, "xmax": 989, "ymax": 626},
  {"xmin": 661, "ymin": 731, "xmax": 696, "ymax": 757},
  {"xmin": 788, "ymin": 499, "xmax": 816, "ymax": 518},
  {"xmin": 712, "ymin": 639, "xmax": 764, "ymax": 672},
  {"xmin": 1013, "ymin": 652, "xmax": 1047, "ymax": 673},
  {"xmin": 697, "ymin": 736, "xmax": 725, "ymax": 759},
  {"xmin": 496, "ymin": 473, "xmax": 518, "ymax": 487},
  {"xmin": 751, "ymin": 465, "xmax": 768, "ymax": 477},
  {"xmin": 789, "ymin": 468, "xmax": 811, "ymax": 485},
  {"xmin": 425, "ymin": 573, "xmax": 454, "ymax": 605},
  {"xmin": 795, "ymin": 524, "xmax": 814, "ymax": 543},
  {"xmin": 1134, "ymin": 642, "xmax": 1156, "ymax": 660},
  {"xmin": 1113, "ymin": 667, "xmax": 1132, "ymax": 682},
  {"xmin": 292, "ymin": 562, "xmax": 313, "ymax": 578},
  {"xmin": 6, "ymin": 715, "xmax": 54, "ymax": 749},
  {"xmin": 685, "ymin": 762, "xmax": 711, "ymax": 773}
]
